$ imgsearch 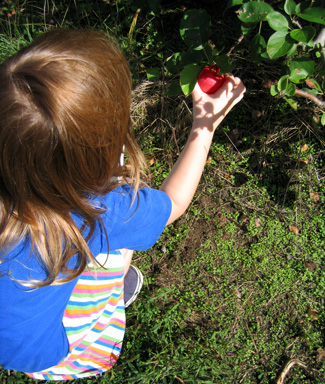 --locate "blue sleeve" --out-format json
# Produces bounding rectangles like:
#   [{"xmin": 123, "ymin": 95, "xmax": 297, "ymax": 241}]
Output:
[{"xmin": 93, "ymin": 185, "xmax": 172, "ymax": 253}]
